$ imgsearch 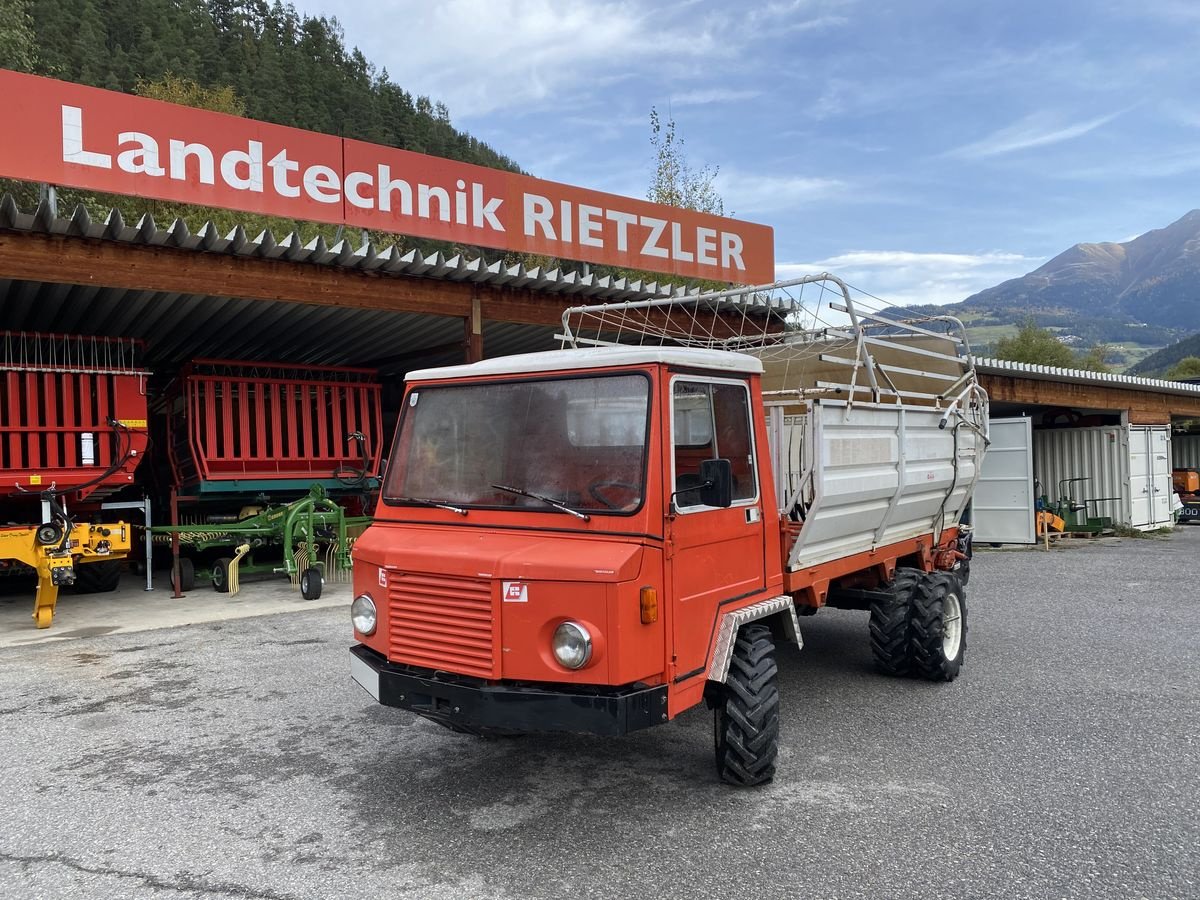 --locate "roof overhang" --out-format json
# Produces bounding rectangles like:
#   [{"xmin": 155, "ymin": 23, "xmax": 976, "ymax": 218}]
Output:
[{"xmin": 407, "ymin": 346, "xmax": 765, "ymax": 381}]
